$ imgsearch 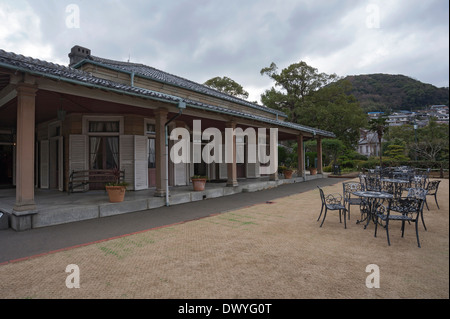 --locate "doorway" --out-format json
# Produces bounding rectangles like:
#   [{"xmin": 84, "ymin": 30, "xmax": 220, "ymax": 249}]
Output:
[{"xmin": 0, "ymin": 143, "xmax": 14, "ymax": 187}]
